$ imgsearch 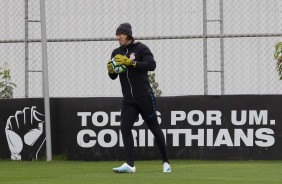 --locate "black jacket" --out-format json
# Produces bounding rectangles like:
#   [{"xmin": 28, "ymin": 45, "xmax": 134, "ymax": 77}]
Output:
[{"xmin": 109, "ymin": 41, "xmax": 156, "ymax": 98}]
